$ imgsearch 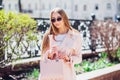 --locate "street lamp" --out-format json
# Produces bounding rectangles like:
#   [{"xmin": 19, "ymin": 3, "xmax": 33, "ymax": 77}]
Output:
[
  {"xmin": 89, "ymin": 13, "xmax": 97, "ymax": 54},
  {"xmin": 116, "ymin": 15, "xmax": 120, "ymax": 22},
  {"xmin": 91, "ymin": 13, "xmax": 96, "ymax": 21}
]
